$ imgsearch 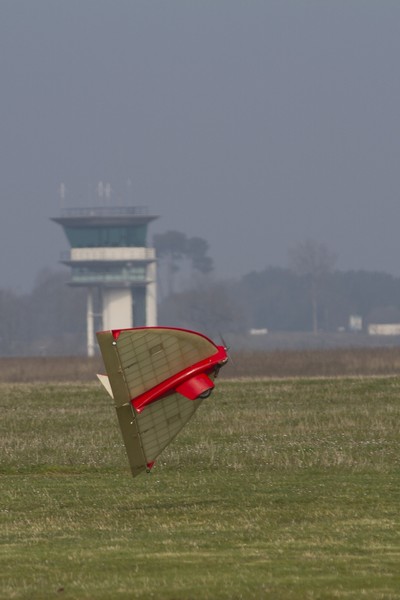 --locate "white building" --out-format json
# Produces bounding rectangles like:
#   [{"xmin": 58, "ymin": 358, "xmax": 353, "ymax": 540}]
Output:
[{"xmin": 52, "ymin": 206, "xmax": 158, "ymax": 356}]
